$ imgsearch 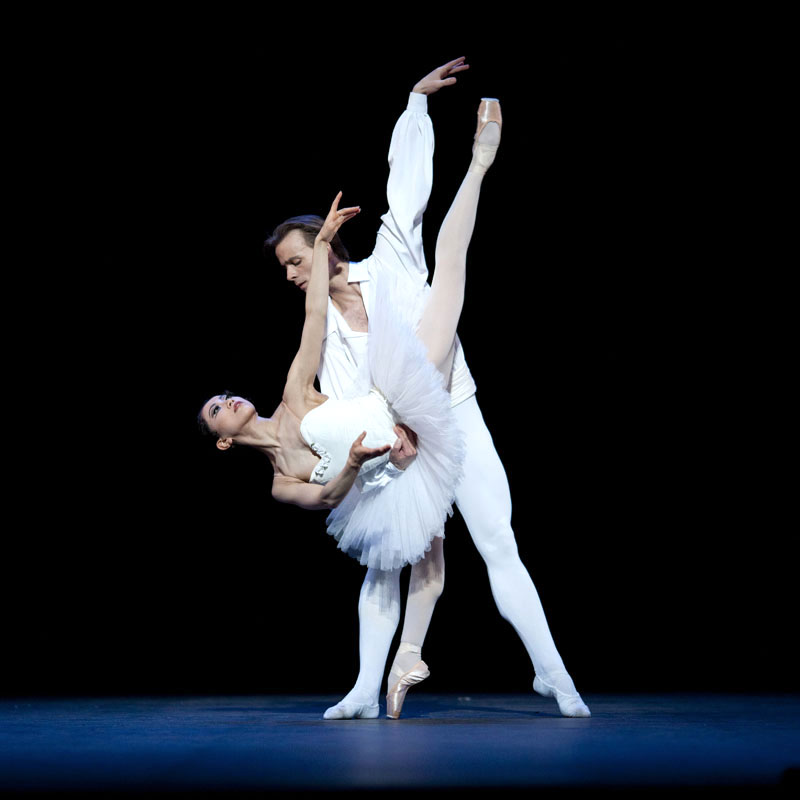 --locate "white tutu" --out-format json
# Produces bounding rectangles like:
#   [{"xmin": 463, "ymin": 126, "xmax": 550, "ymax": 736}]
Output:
[{"xmin": 301, "ymin": 274, "xmax": 465, "ymax": 571}]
